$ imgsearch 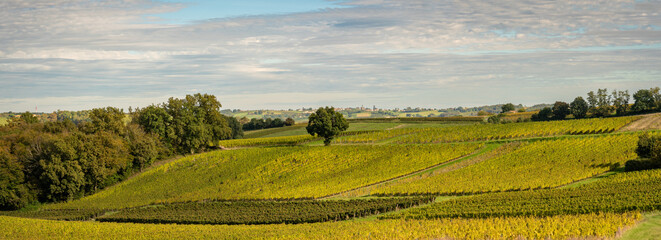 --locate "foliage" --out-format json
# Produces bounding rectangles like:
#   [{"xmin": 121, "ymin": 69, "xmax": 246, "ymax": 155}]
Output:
[
  {"xmin": 19, "ymin": 112, "xmax": 39, "ymax": 124},
  {"xmin": 0, "ymin": 213, "xmax": 640, "ymax": 240},
  {"xmin": 218, "ymin": 135, "xmax": 316, "ymax": 148},
  {"xmin": 284, "ymin": 117, "xmax": 296, "ymax": 126},
  {"xmin": 530, "ymin": 107, "xmax": 553, "ymax": 121},
  {"xmin": 307, "ymin": 107, "xmax": 349, "ymax": 146},
  {"xmin": 627, "ymin": 133, "xmax": 661, "ymax": 171},
  {"xmin": 501, "ymin": 103, "xmax": 515, "ymax": 113},
  {"xmin": 97, "ymin": 197, "xmax": 434, "ymax": 225},
  {"xmin": 242, "ymin": 118, "xmax": 288, "ymax": 131},
  {"xmin": 389, "ymin": 116, "xmax": 640, "ymax": 144},
  {"xmin": 0, "ymin": 108, "xmax": 165, "ymax": 209},
  {"xmin": 46, "ymin": 144, "xmax": 481, "ymax": 210},
  {"xmin": 382, "ymin": 169, "xmax": 661, "ymax": 219},
  {"xmin": 133, "ymin": 93, "xmax": 233, "ymax": 154},
  {"xmin": 0, "ymin": 209, "xmax": 105, "ymax": 221},
  {"xmin": 612, "ymin": 90, "xmax": 631, "ymax": 115},
  {"xmin": 570, "ymin": 97, "xmax": 589, "ymax": 119},
  {"xmin": 372, "ymin": 134, "xmax": 639, "ymax": 195},
  {"xmin": 552, "ymin": 101, "xmax": 570, "ymax": 120},
  {"xmin": 632, "ymin": 88, "xmax": 659, "ymax": 112}
]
